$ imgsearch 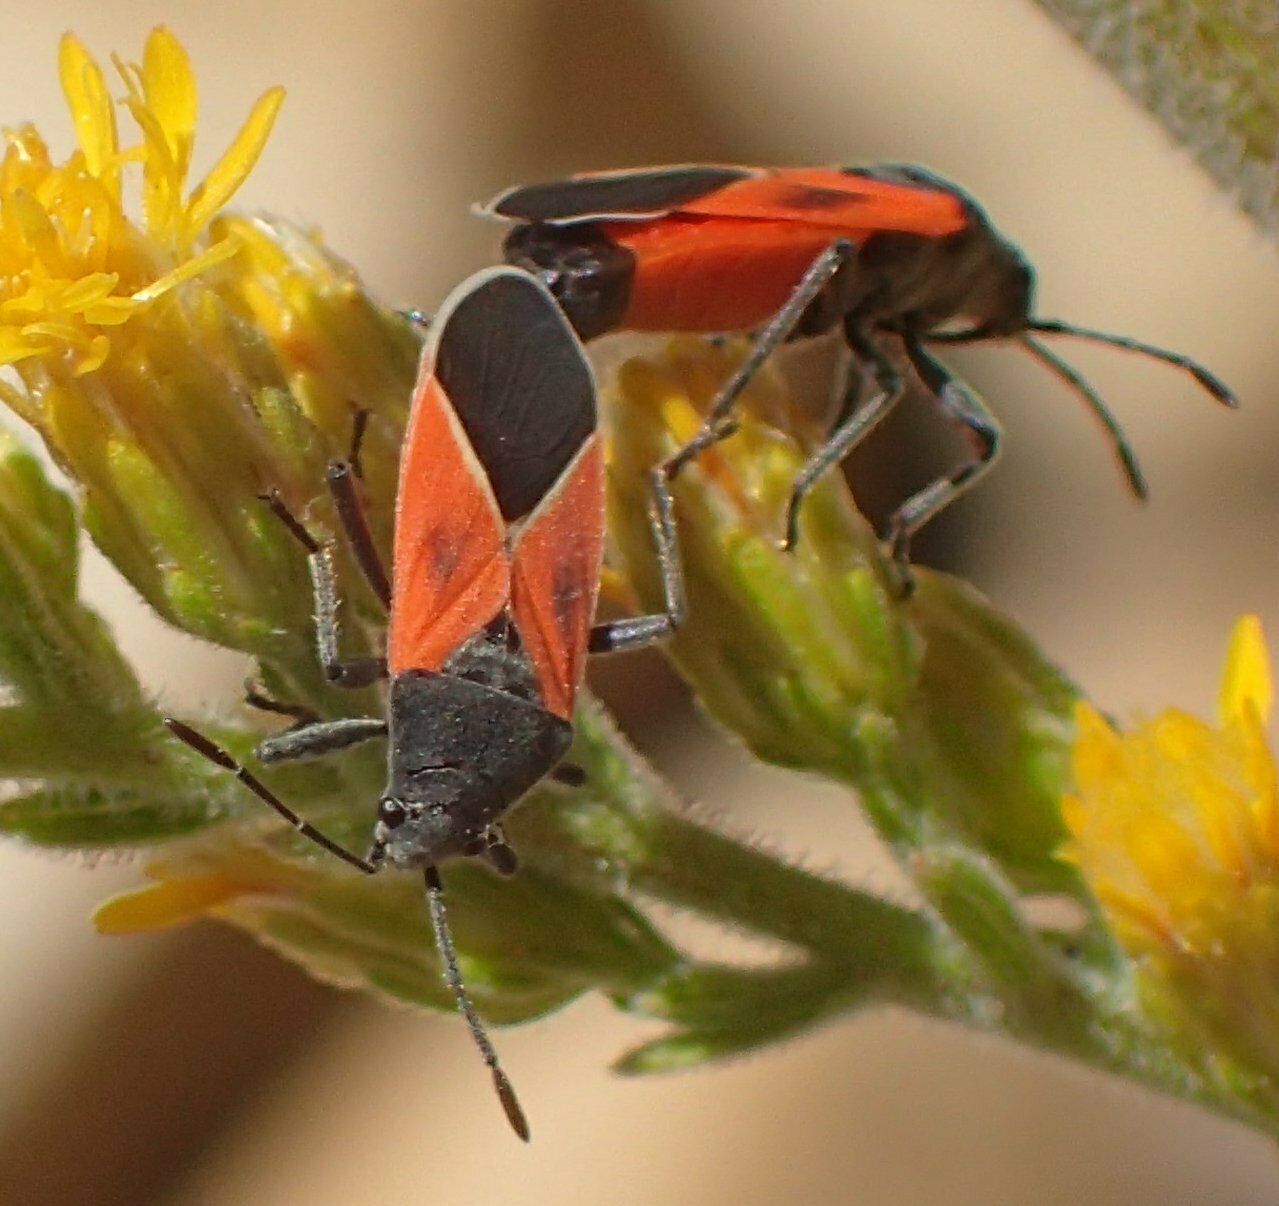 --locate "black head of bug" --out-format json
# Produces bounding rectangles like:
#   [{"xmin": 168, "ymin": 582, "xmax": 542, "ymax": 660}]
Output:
[
  {"xmin": 839, "ymin": 163, "xmax": 1038, "ymax": 339},
  {"xmin": 371, "ymin": 667, "xmax": 574, "ymax": 870},
  {"xmin": 846, "ymin": 165, "xmax": 1236, "ymax": 500}
]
